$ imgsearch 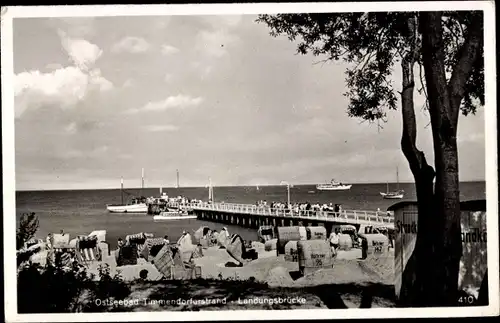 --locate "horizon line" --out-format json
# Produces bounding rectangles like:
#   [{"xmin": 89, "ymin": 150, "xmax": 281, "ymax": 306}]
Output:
[{"xmin": 15, "ymin": 179, "xmax": 486, "ymax": 193}]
